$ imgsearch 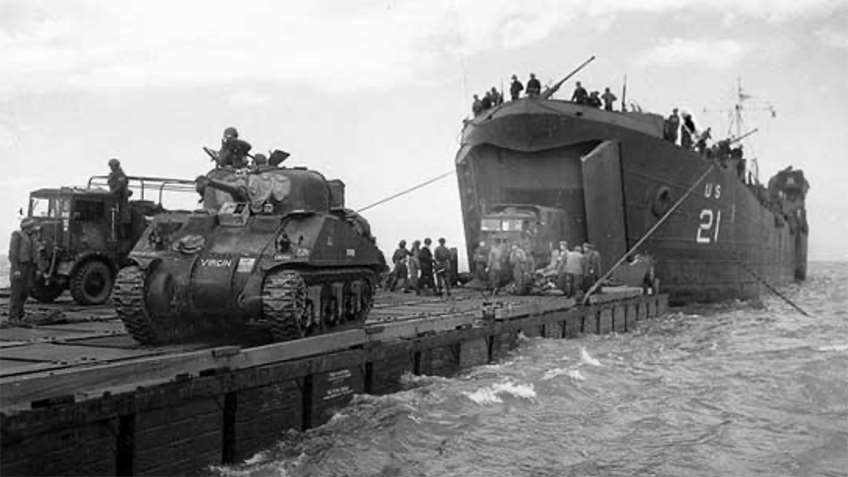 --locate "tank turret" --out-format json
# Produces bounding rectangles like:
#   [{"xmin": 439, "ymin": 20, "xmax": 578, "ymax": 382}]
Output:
[{"xmin": 113, "ymin": 163, "xmax": 384, "ymax": 345}]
